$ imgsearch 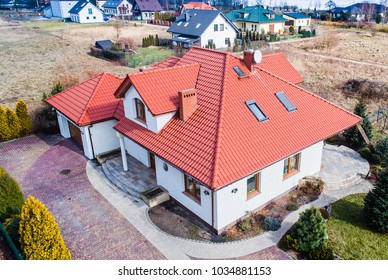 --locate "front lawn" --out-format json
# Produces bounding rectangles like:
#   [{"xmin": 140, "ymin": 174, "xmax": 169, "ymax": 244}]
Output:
[{"xmin": 327, "ymin": 194, "xmax": 388, "ymax": 260}]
